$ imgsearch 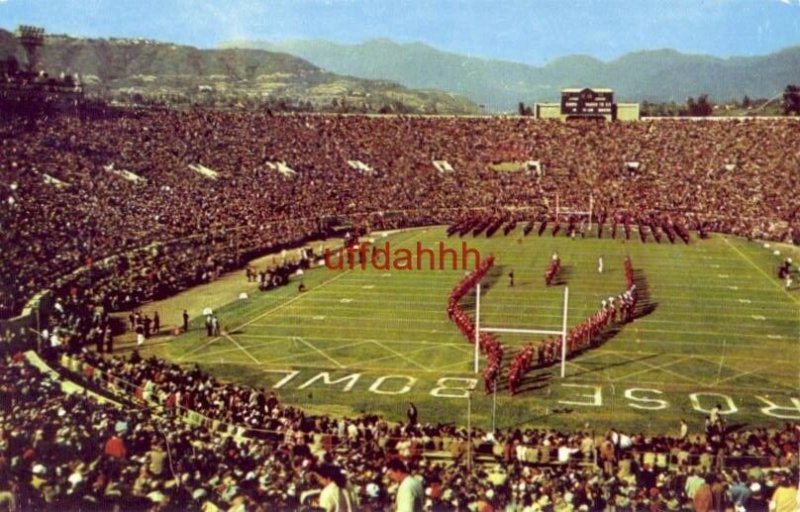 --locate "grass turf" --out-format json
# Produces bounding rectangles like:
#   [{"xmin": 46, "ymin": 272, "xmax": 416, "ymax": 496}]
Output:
[{"xmin": 154, "ymin": 227, "xmax": 800, "ymax": 434}]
